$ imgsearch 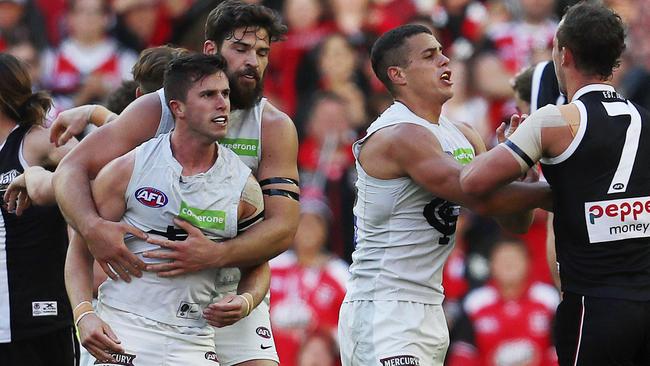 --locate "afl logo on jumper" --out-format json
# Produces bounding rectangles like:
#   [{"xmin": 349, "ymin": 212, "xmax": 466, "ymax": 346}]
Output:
[
  {"xmin": 256, "ymin": 326, "xmax": 272, "ymax": 339},
  {"xmin": 135, "ymin": 187, "xmax": 168, "ymax": 208}
]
